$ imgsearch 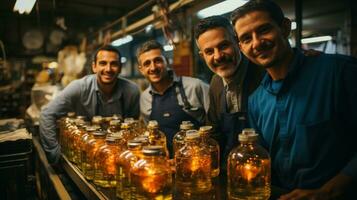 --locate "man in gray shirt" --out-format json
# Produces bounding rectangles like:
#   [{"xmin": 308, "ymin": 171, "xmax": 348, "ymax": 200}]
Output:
[
  {"xmin": 39, "ymin": 45, "xmax": 140, "ymax": 164},
  {"xmin": 137, "ymin": 40, "xmax": 209, "ymax": 157}
]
